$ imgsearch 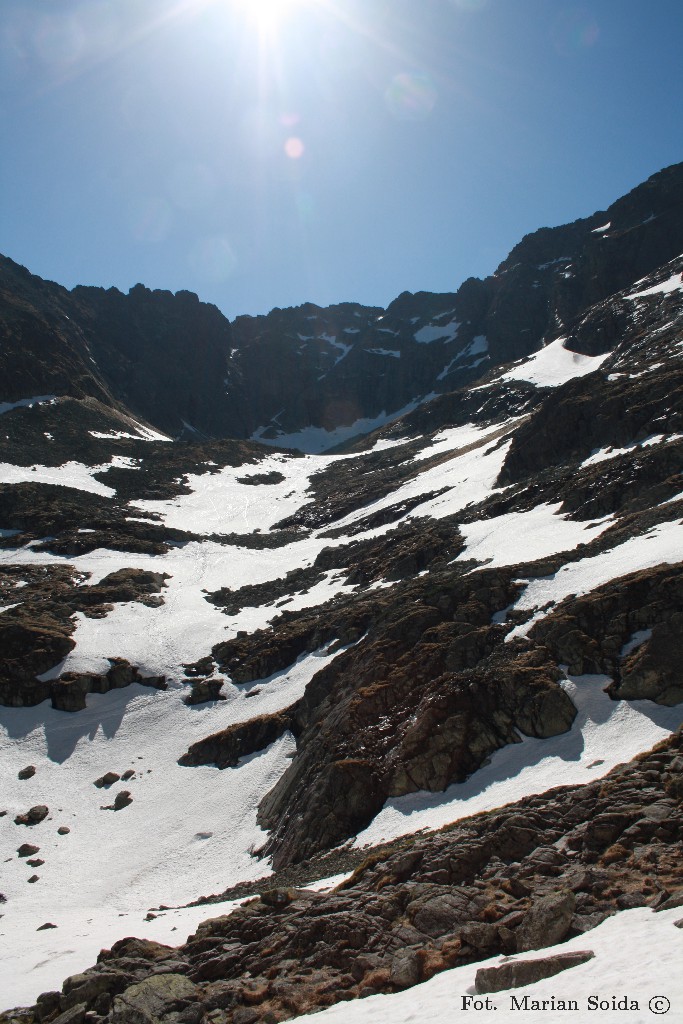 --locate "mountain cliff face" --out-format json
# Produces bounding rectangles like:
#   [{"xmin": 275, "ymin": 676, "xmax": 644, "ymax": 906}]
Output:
[
  {"xmin": 2, "ymin": 162, "xmax": 682, "ymax": 449},
  {"xmin": 0, "ymin": 164, "xmax": 682, "ymax": 1021}
]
